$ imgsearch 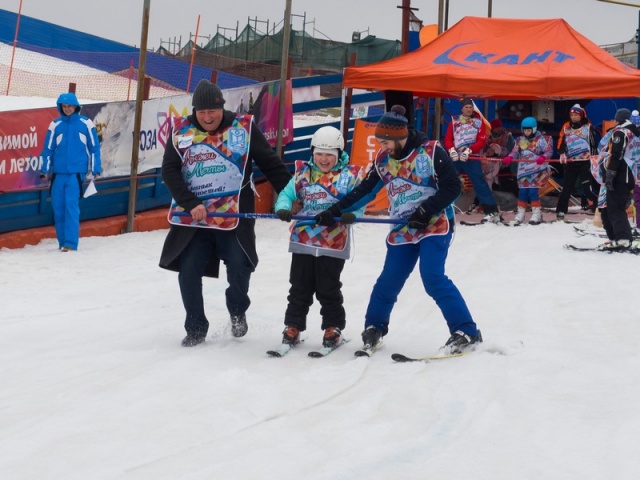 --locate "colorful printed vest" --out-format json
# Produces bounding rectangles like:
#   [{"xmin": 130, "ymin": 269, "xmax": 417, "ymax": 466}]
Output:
[
  {"xmin": 562, "ymin": 124, "xmax": 591, "ymax": 160},
  {"xmin": 452, "ymin": 116, "xmax": 483, "ymax": 150},
  {"xmin": 289, "ymin": 160, "xmax": 364, "ymax": 258},
  {"xmin": 593, "ymin": 126, "xmax": 640, "ymax": 209},
  {"xmin": 513, "ymin": 133, "xmax": 552, "ymax": 189},
  {"xmin": 374, "ymin": 141, "xmax": 451, "ymax": 245},
  {"xmin": 167, "ymin": 115, "xmax": 252, "ymax": 229}
]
